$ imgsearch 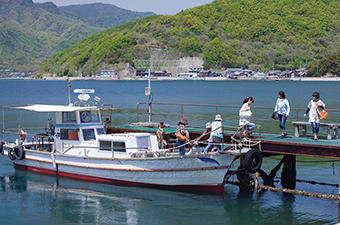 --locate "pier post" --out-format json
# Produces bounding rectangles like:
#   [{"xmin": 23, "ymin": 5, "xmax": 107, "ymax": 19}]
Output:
[{"xmin": 281, "ymin": 155, "xmax": 296, "ymax": 189}]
